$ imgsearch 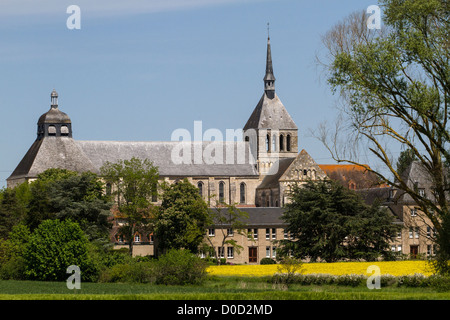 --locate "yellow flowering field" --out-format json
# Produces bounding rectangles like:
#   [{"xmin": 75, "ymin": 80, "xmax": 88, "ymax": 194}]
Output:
[{"xmin": 207, "ymin": 261, "xmax": 433, "ymax": 277}]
